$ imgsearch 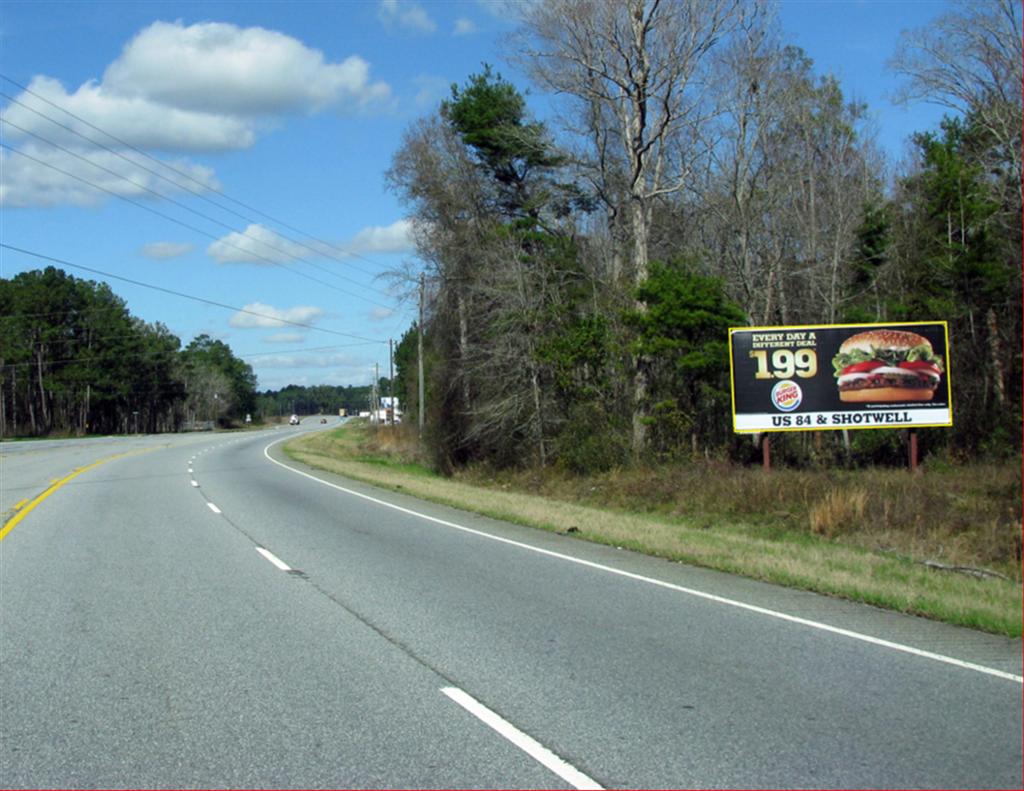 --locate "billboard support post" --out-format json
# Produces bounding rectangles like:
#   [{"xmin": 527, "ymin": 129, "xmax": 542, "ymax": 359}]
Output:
[
  {"xmin": 762, "ymin": 434, "xmax": 771, "ymax": 471},
  {"xmin": 909, "ymin": 430, "xmax": 919, "ymax": 474}
]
